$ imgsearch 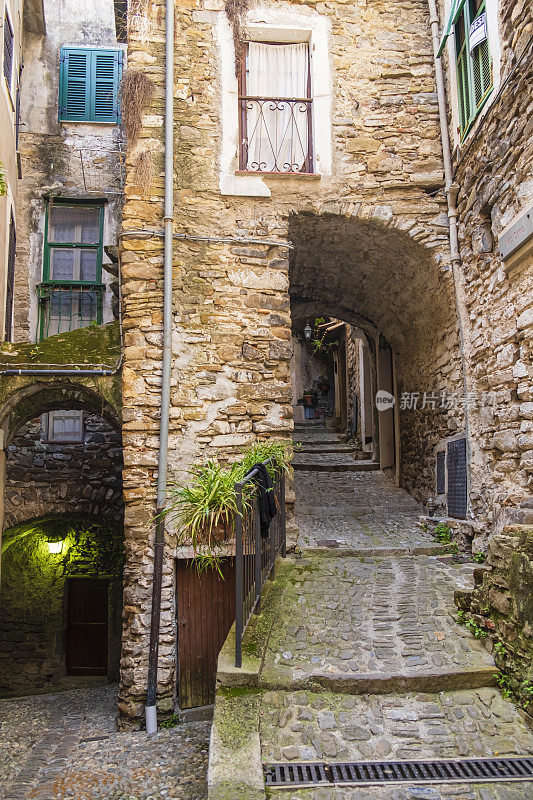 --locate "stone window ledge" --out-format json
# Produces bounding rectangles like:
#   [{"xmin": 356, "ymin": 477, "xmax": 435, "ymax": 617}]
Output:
[{"xmin": 235, "ymin": 171, "xmax": 321, "ymax": 180}]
